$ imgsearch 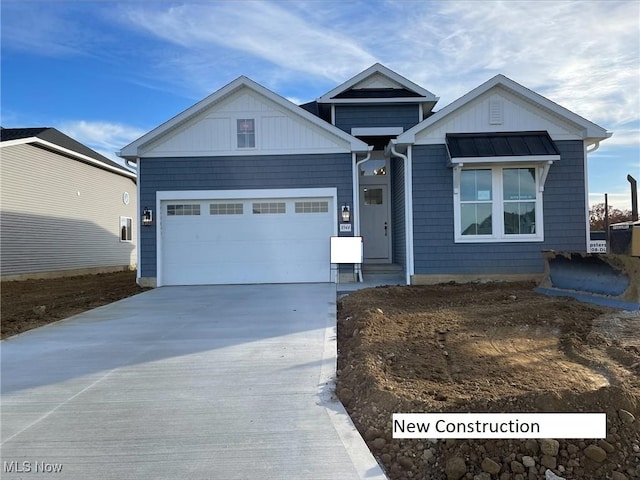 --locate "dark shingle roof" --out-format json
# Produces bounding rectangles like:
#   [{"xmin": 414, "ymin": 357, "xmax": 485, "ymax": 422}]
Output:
[
  {"xmin": 1, "ymin": 127, "xmax": 135, "ymax": 177},
  {"xmin": 446, "ymin": 131, "xmax": 560, "ymax": 158},
  {"xmin": 0, "ymin": 127, "xmax": 50, "ymax": 141},
  {"xmin": 334, "ymin": 88, "xmax": 424, "ymax": 99}
]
